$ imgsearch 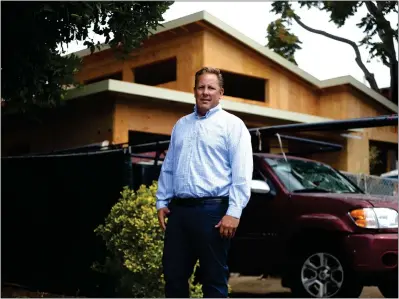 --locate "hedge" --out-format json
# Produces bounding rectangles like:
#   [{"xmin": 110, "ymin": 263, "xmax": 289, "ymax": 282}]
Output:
[{"xmin": 93, "ymin": 182, "xmax": 203, "ymax": 297}]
